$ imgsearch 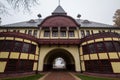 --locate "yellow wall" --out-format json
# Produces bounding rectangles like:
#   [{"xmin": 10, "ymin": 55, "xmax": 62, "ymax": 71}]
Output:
[
  {"xmin": 113, "ymin": 38, "xmax": 119, "ymax": 41},
  {"xmin": 87, "ymin": 40, "xmax": 94, "ymax": 44},
  {"xmin": 38, "ymin": 45, "xmax": 81, "ymax": 72},
  {"xmin": 24, "ymin": 39, "xmax": 31, "ymax": 43},
  {"xmin": 81, "ymin": 42, "xmax": 87, "ymax": 45},
  {"xmin": 80, "ymin": 46, "xmax": 83, "ymax": 55},
  {"xmin": 104, "ymin": 38, "xmax": 112, "ymax": 41},
  {"xmin": 0, "ymin": 52, "xmax": 9, "ymax": 58},
  {"xmin": 6, "ymin": 37, "xmax": 14, "ymax": 40},
  {"xmin": 84, "ymin": 55, "xmax": 89, "ymax": 60},
  {"xmin": 0, "ymin": 62, "xmax": 7, "ymax": 72},
  {"xmin": 33, "ymin": 62, "xmax": 37, "ymax": 71},
  {"xmin": 90, "ymin": 54, "xmax": 98, "ymax": 60},
  {"xmin": 119, "ymin": 52, "xmax": 120, "ymax": 57},
  {"xmin": 10, "ymin": 52, "xmax": 20, "ymax": 59},
  {"xmin": 80, "ymin": 56, "xmax": 84, "ymax": 60},
  {"xmin": 0, "ymin": 37, "xmax": 5, "ymax": 40},
  {"xmin": 29, "ymin": 54, "xmax": 35, "ymax": 60},
  {"xmin": 99, "ymin": 53, "xmax": 108, "ymax": 59},
  {"xmin": 35, "ymin": 46, "xmax": 39, "ymax": 55},
  {"xmin": 15, "ymin": 38, "xmax": 23, "ymax": 41},
  {"xmin": 95, "ymin": 39, "xmax": 103, "ymax": 42},
  {"xmin": 111, "ymin": 62, "xmax": 120, "ymax": 73},
  {"xmin": 108, "ymin": 52, "xmax": 119, "ymax": 59},
  {"xmin": 81, "ymin": 61, "xmax": 85, "ymax": 71},
  {"xmin": 20, "ymin": 53, "xmax": 28, "ymax": 59},
  {"xmin": 35, "ymin": 56, "xmax": 38, "ymax": 60},
  {"xmin": 19, "ymin": 29, "xmax": 25, "ymax": 33}
]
